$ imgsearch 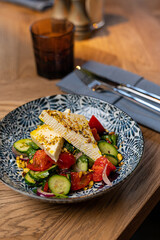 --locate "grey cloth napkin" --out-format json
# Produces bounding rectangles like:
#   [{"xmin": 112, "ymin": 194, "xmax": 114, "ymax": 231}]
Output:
[
  {"xmin": 57, "ymin": 61, "xmax": 160, "ymax": 133},
  {"xmin": 3, "ymin": 0, "xmax": 54, "ymax": 11}
]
